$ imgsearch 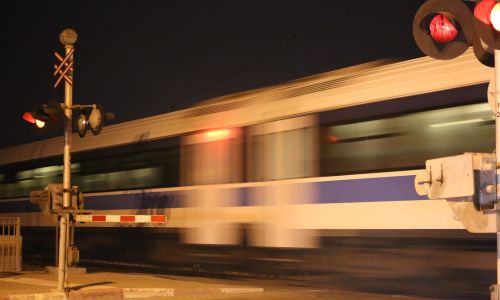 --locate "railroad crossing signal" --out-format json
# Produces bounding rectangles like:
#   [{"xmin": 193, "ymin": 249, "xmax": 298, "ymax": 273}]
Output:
[
  {"xmin": 53, "ymin": 28, "xmax": 77, "ymax": 89},
  {"xmin": 54, "ymin": 48, "xmax": 74, "ymax": 88},
  {"xmin": 76, "ymin": 104, "xmax": 115, "ymax": 138},
  {"xmin": 412, "ymin": 0, "xmax": 500, "ymax": 66},
  {"xmin": 23, "ymin": 29, "xmax": 145, "ymax": 292},
  {"xmin": 22, "ymin": 99, "xmax": 64, "ymax": 133}
]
